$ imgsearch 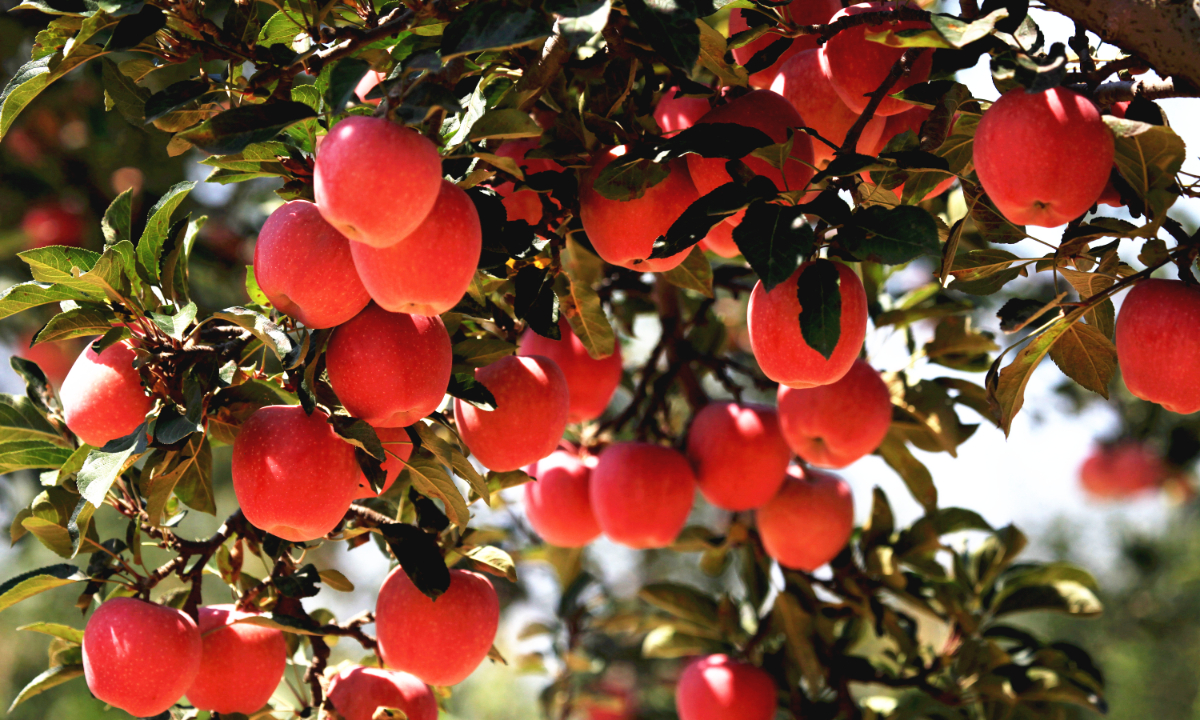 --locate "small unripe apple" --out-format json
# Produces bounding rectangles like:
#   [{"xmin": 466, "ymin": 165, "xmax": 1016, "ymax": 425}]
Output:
[
  {"xmin": 518, "ymin": 318, "xmax": 623, "ymax": 423},
  {"xmin": 820, "ymin": 2, "xmax": 934, "ymax": 116},
  {"xmin": 686, "ymin": 402, "xmax": 792, "ymax": 511},
  {"xmin": 231, "ymin": 405, "xmax": 361, "ymax": 541},
  {"xmin": 356, "ymin": 426, "xmax": 415, "ymax": 499},
  {"xmin": 253, "ymin": 200, "xmax": 371, "ymax": 329},
  {"xmin": 60, "ymin": 339, "xmax": 153, "ymax": 447},
  {"xmin": 327, "ymin": 304, "xmax": 453, "ymax": 427},
  {"xmin": 525, "ymin": 450, "xmax": 602, "ymax": 547},
  {"xmin": 728, "ymin": 0, "xmax": 842, "ymax": 88},
  {"xmin": 699, "ymin": 220, "xmax": 740, "ymax": 258},
  {"xmin": 350, "ymin": 179, "xmax": 482, "ymax": 317},
  {"xmin": 376, "ymin": 567, "xmax": 500, "ymax": 687},
  {"xmin": 973, "ymin": 87, "xmax": 1114, "ymax": 227},
  {"xmin": 654, "ymin": 88, "xmax": 711, "ymax": 135},
  {"xmin": 82, "ymin": 598, "xmax": 202, "ymax": 718},
  {"xmin": 22, "ymin": 201, "xmax": 84, "ymax": 248},
  {"xmin": 314, "ymin": 116, "xmax": 443, "ymax": 247},
  {"xmin": 756, "ymin": 466, "xmax": 854, "ymax": 571},
  {"xmin": 675, "ymin": 654, "xmax": 777, "ymax": 720},
  {"xmin": 1079, "ymin": 441, "xmax": 1166, "ymax": 499},
  {"xmin": 1115, "ymin": 278, "xmax": 1200, "ymax": 413},
  {"xmin": 187, "ymin": 605, "xmax": 288, "ymax": 714},
  {"xmin": 454, "ymin": 355, "xmax": 570, "ymax": 471},
  {"xmin": 777, "ymin": 359, "xmax": 892, "ymax": 468},
  {"xmin": 328, "ymin": 666, "xmax": 439, "ymax": 720},
  {"xmin": 747, "ymin": 261, "xmax": 868, "ymax": 388},
  {"xmin": 492, "ymin": 138, "xmax": 563, "ymax": 225},
  {"xmin": 579, "ymin": 147, "xmax": 699, "ymax": 272},
  {"xmin": 590, "ymin": 442, "xmax": 696, "ymax": 549}
]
